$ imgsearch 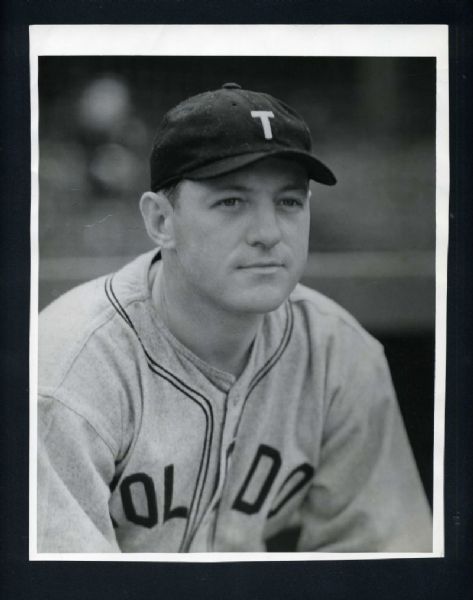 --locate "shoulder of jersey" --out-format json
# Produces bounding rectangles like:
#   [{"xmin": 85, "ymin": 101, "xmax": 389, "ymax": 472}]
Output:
[
  {"xmin": 38, "ymin": 252, "xmax": 153, "ymax": 381},
  {"xmin": 289, "ymin": 282, "xmax": 383, "ymax": 354}
]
